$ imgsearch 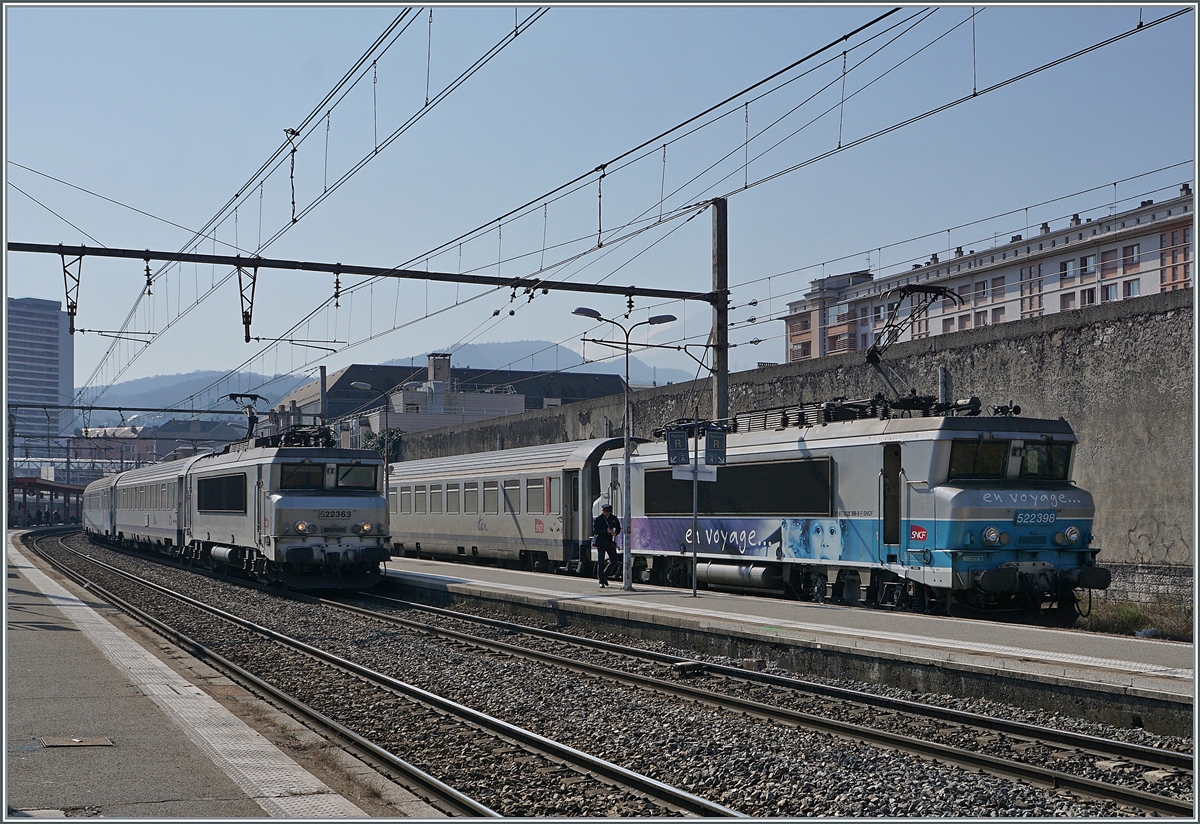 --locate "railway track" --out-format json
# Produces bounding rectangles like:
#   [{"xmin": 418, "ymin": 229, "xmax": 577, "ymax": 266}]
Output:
[
  {"xmin": 27, "ymin": 531, "xmax": 1193, "ymax": 817},
  {"xmin": 327, "ymin": 591, "xmax": 1194, "ymax": 818},
  {"xmin": 30, "ymin": 533, "xmax": 739, "ymax": 817}
]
